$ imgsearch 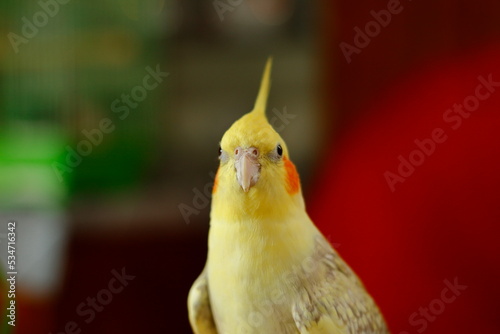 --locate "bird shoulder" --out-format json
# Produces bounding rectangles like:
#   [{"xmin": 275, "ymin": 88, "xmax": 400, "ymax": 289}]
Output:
[{"xmin": 188, "ymin": 267, "xmax": 218, "ymax": 334}]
